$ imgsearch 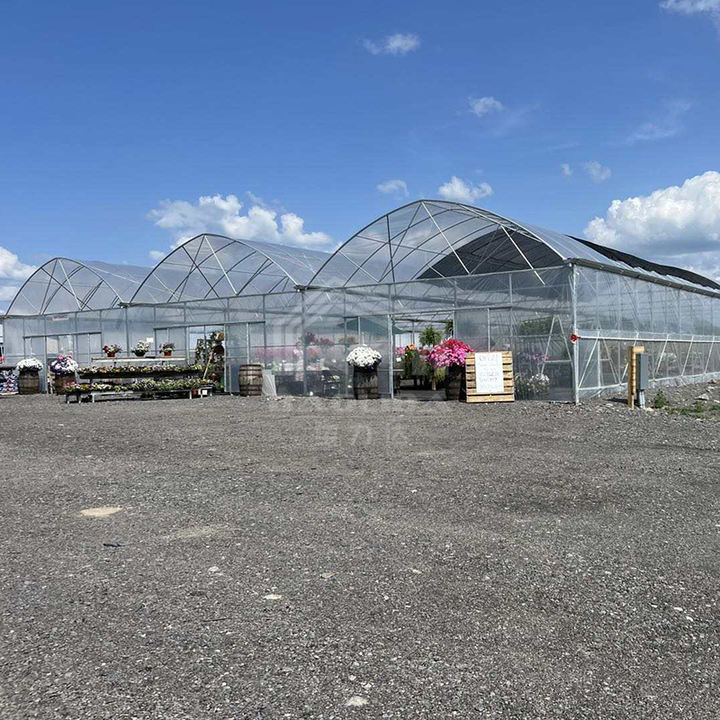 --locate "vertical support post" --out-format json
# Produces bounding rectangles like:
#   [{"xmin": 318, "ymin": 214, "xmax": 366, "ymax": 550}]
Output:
[
  {"xmin": 571, "ymin": 265, "xmax": 580, "ymax": 405},
  {"xmin": 124, "ymin": 306, "xmax": 130, "ymax": 361},
  {"xmin": 300, "ymin": 289, "xmax": 307, "ymax": 396},
  {"xmin": 627, "ymin": 345, "xmax": 645, "ymax": 409},
  {"xmin": 388, "ymin": 284, "xmax": 394, "ymax": 399}
]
